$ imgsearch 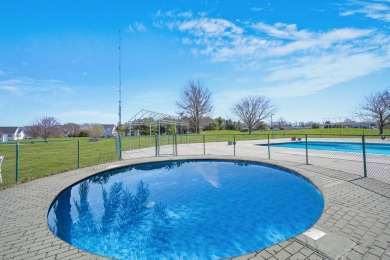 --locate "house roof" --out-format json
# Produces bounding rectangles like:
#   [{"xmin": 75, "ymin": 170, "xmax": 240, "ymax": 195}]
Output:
[
  {"xmin": 0, "ymin": 127, "xmax": 19, "ymax": 134},
  {"xmin": 101, "ymin": 124, "xmax": 115, "ymax": 129}
]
